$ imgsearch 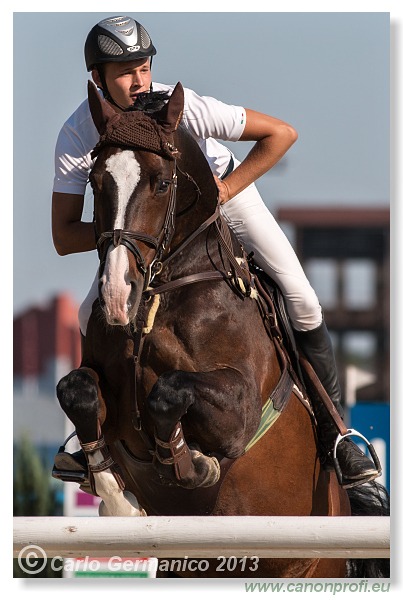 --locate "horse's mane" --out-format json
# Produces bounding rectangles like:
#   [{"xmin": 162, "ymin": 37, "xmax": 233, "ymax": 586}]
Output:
[{"xmin": 125, "ymin": 91, "xmax": 171, "ymax": 114}]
